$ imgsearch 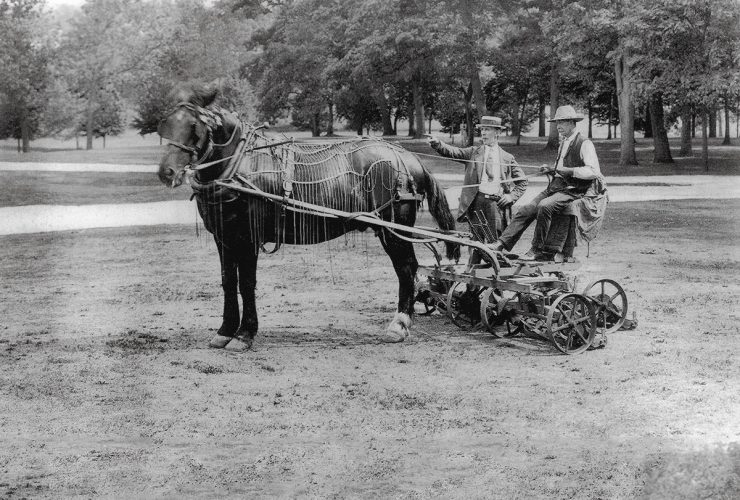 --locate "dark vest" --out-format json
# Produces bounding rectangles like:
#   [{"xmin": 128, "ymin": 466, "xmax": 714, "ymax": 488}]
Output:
[{"xmin": 559, "ymin": 134, "xmax": 593, "ymax": 194}]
